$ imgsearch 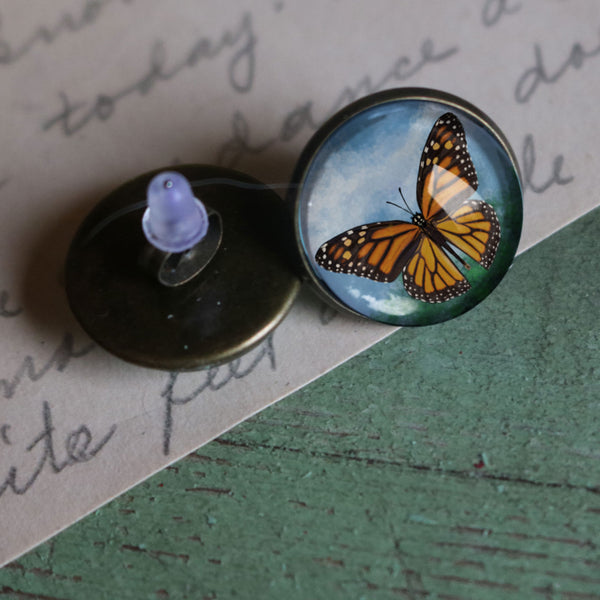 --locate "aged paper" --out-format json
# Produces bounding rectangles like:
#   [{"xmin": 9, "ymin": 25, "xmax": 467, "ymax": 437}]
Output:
[{"xmin": 1, "ymin": 0, "xmax": 598, "ymax": 566}]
